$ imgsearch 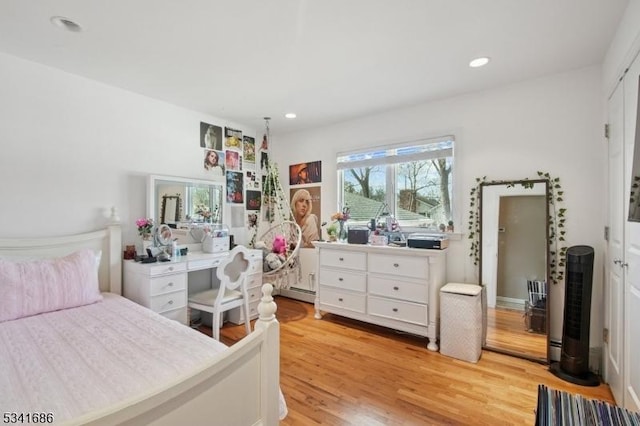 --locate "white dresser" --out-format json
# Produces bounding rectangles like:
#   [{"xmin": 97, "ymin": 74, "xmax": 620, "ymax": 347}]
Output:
[
  {"xmin": 314, "ymin": 242, "xmax": 447, "ymax": 351},
  {"xmin": 123, "ymin": 249, "xmax": 262, "ymax": 326}
]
